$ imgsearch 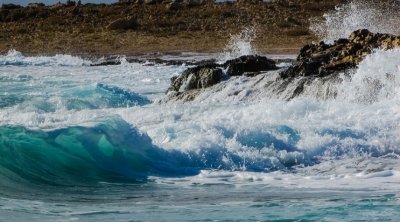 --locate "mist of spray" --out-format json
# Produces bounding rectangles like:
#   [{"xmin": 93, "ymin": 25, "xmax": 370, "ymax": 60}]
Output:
[
  {"xmin": 310, "ymin": 0, "xmax": 400, "ymax": 43},
  {"xmin": 219, "ymin": 27, "xmax": 258, "ymax": 61}
]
